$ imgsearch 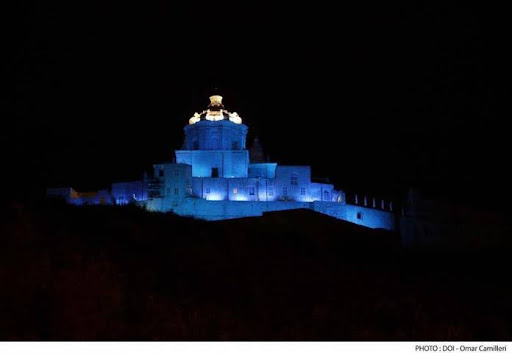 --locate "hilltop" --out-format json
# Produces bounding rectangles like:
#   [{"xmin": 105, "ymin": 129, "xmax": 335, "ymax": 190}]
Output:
[{"xmin": 0, "ymin": 199, "xmax": 510, "ymax": 340}]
